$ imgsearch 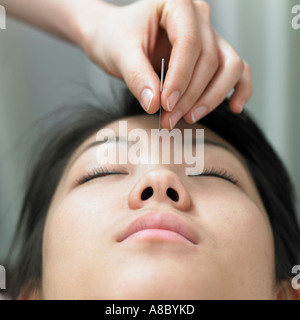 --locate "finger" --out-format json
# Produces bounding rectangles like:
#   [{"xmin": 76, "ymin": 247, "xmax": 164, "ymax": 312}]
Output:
[
  {"xmin": 183, "ymin": 37, "xmax": 246, "ymax": 124},
  {"xmin": 228, "ymin": 62, "xmax": 252, "ymax": 113},
  {"xmin": 117, "ymin": 42, "xmax": 161, "ymax": 114},
  {"xmin": 159, "ymin": 0, "xmax": 204, "ymax": 113},
  {"xmin": 161, "ymin": 11, "xmax": 219, "ymax": 129}
]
